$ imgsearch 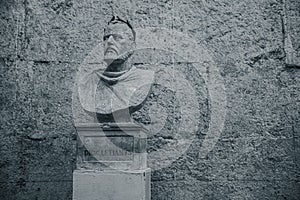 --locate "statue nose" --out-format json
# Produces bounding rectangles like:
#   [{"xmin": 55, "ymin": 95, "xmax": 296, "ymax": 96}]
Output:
[{"xmin": 107, "ymin": 35, "xmax": 114, "ymax": 43}]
